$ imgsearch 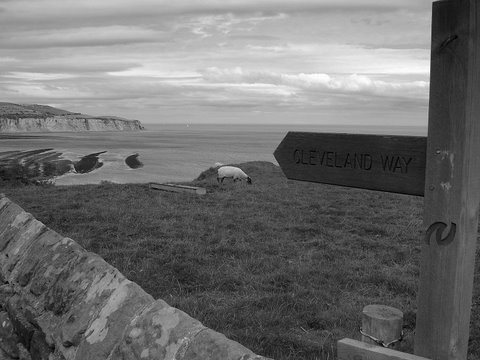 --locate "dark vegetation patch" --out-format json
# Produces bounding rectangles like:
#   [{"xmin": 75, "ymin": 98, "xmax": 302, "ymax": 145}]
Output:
[
  {"xmin": 0, "ymin": 149, "xmax": 110, "ymax": 185},
  {"xmin": 2, "ymin": 161, "xmax": 479, "ymax": 360}
]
